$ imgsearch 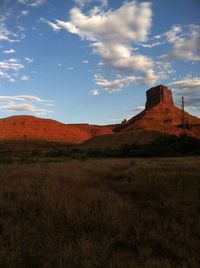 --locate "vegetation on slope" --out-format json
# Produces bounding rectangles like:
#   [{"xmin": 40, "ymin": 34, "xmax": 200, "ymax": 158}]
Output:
[
  {"xmin": 85, "ymin": 134, "xmax": 200, "ymax": 158},
  {"xmin": 0, "ymin": 134, "xmax": 200, "ymax": 164}
]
